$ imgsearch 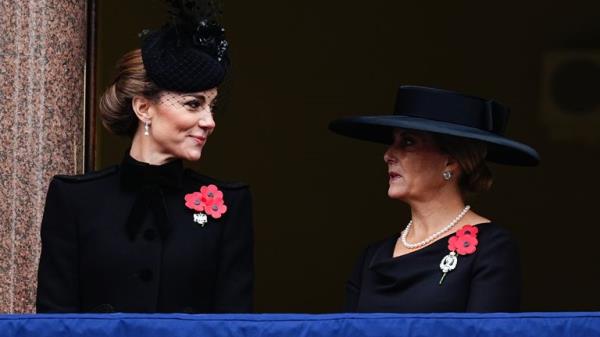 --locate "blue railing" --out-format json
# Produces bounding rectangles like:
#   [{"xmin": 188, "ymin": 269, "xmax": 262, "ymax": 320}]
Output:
[{"xmin": 1, "ymin": 312, "xmax": 599, "ymax": 337}]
